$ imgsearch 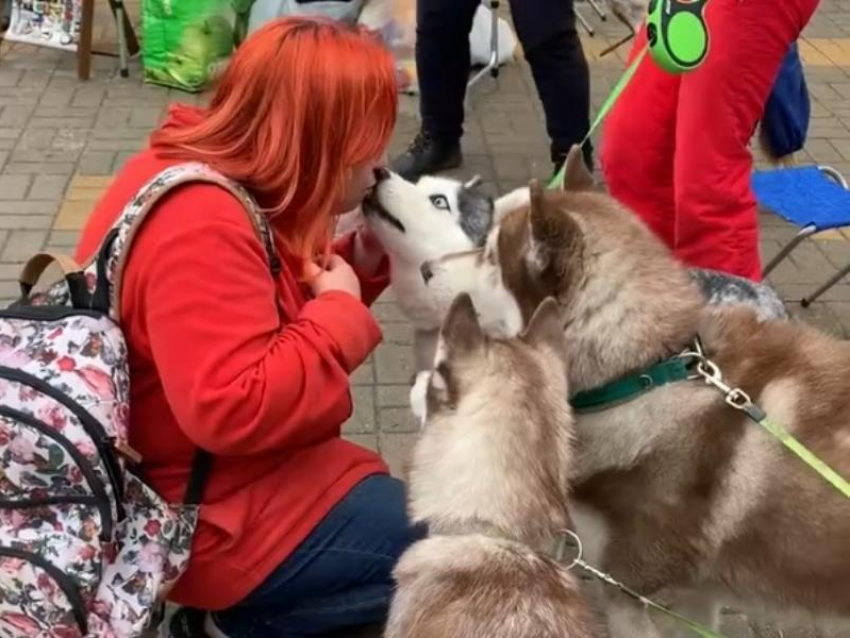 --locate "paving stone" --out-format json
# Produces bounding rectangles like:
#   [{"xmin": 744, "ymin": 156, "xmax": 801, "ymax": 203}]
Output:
[
  {"xmin": 343, "ymin": 386, "xmax": 376, "ymax": 434},
  {"xmin": 3, "ymin": 162, "xmax": 77, "ymax": 176},
  {"xmin": 351, "ymin": 358, "xmax": 375, "ymax": 386},
  {"xmin": 78, "ymin": 151, "xmax": 118, "ymax": 176},
  {"xmin": 0, "ymin": 70, "xmax": 23, "ymax": 87},
  {"xmin": 375, "ymin": 345, "xmax": 415, "ymax": 385},
  {"xmin": 46, "ymin": 230, "xmax": 80, "ymax": 248},
  {"xmin": 0, "ymin": 201, "xmax": 60, "ymax": 216},
  {"xmin": 0, "ymin": 230, "xmax": 48, "ymax": 262},
  {"xmin": 378, "ymin": 432, "xmax": 416, "ymax": 479},
  {"xmin": 0, "ymin": 106, "xmax": 32, "ymax": 127},
  {"xmin": 378, "ymin": 406, "xmax": 419, "ymax": 433},
  {"xmin": 376, "ymin": 385, "xmax": 412, "ymax": 409},
  {"xmin": 28, "ymin": 175, "xmax": 71, "ymax": 201},
  {"xmin": 16, "ymin": 127, "xmax": 57, "ymax": 151},
  {"xmin": 0, "ymin": 175, "xmax": 32, "ymax": 200},
  {"xmin": 0, "ymin": 214, "xmax": 56, "ymax": 230}
]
